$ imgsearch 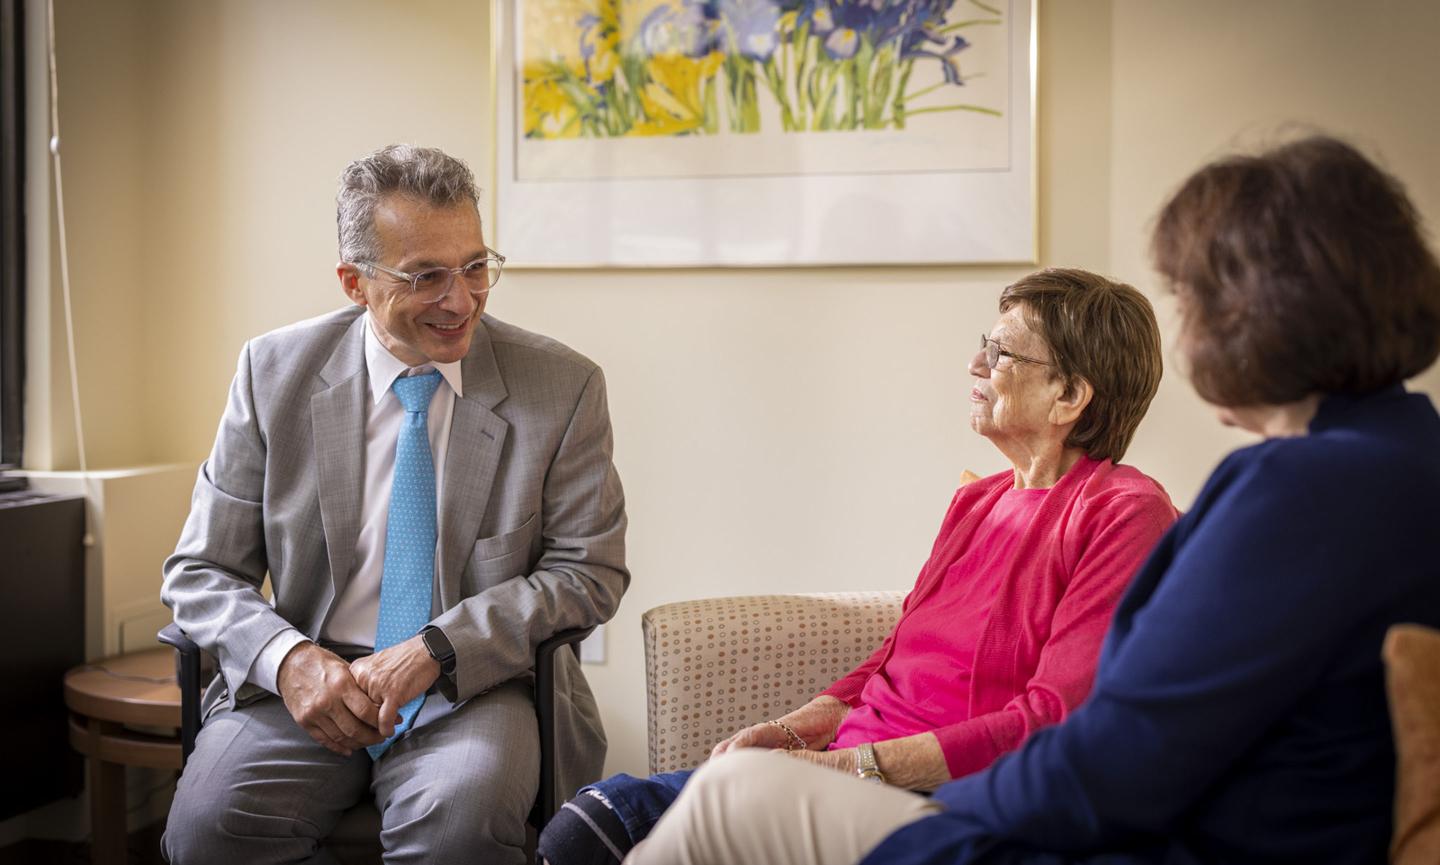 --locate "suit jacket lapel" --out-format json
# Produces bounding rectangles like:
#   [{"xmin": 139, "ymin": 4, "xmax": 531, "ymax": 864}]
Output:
[
  {"xmin": 312, "ymin": 314, "xmax": 368, "ymax": 606},
  {"xmin": 438, "ymin": 318, "xmax": 510, "ymax": 610}
]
